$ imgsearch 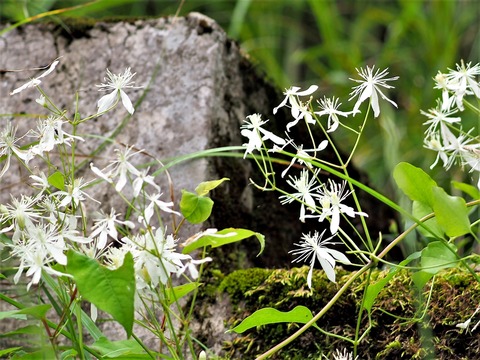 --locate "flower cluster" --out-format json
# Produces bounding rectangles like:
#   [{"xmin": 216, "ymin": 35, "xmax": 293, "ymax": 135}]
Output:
[
  {"xmin": 241, "ymin": 66, "xmax": 398, "ymax": 287},
  {"xmin": 422, "ymin": 61, "xmax": 480, "ymax": 185},
  {"xmin": 3, "ymin": 60, "xmax": 211, "ymax": 308}
]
